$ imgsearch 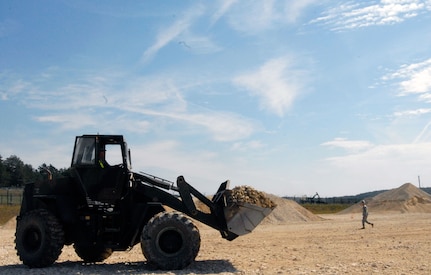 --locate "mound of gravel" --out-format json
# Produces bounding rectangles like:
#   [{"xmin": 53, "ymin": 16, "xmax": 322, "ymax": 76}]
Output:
[
  {"xmin": 225, "ymin": 185, "xmax": 322, "ymax": 224},
  {"xmin": 192, "ymin": 185, "xmax": 321, "ymax": 225},
  {"xmin": 226, "ymin": 185, "xmax": 277, "ymax": 208},
  {"xmin": 262, "ymin": 194, "xmax": 324, "ymax": 224},
  {"xmin": 339, "ymin": 183, "xmax": 431, "ymax": 214}
]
